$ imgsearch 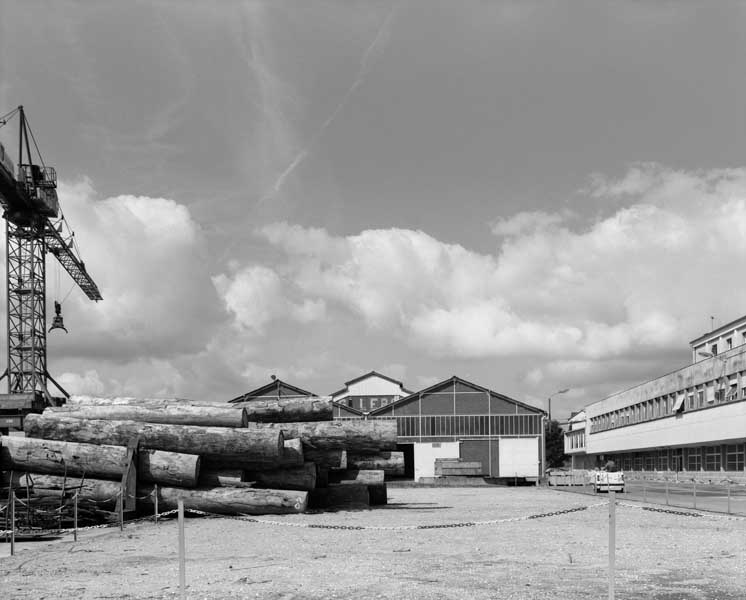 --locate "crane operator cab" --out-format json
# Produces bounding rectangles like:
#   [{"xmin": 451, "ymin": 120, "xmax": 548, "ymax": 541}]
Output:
[{"xmin": 49, "ymin": 300, "xmax": 68, "ymax": 334}]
